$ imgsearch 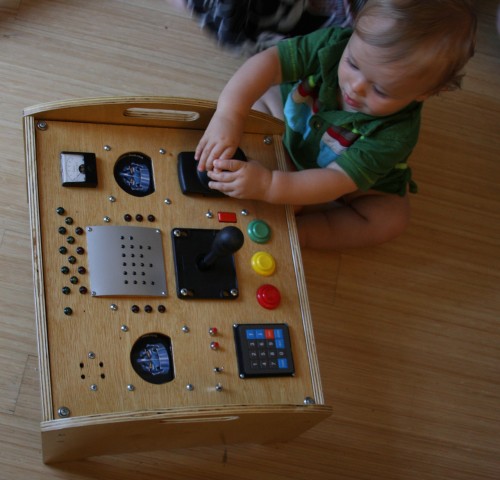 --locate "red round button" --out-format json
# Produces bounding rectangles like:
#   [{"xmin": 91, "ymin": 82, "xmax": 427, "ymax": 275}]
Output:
[{"xmin": 256, "ymin": 284, "xmax": 281, "ymax": 310}]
